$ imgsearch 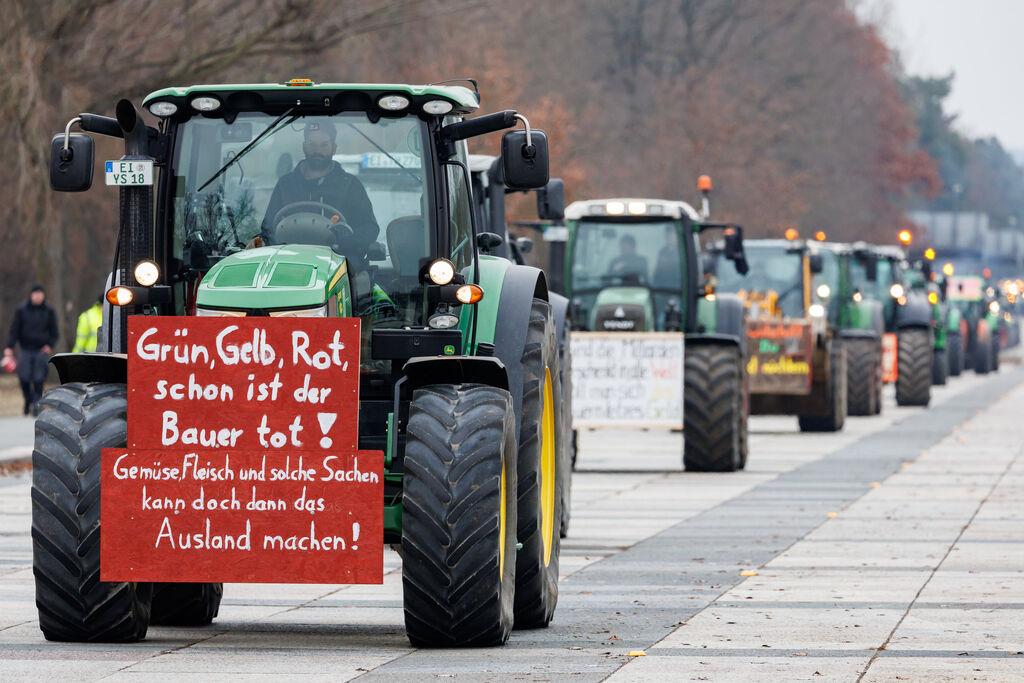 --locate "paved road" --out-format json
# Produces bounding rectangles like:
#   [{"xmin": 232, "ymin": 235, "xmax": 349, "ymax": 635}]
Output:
[
  {"xmin": 1, "ymin": 366, "xmax": 1022, "ymax": 680},
  {"xmin": 0, "ymin": 416, "xmax": 33, "ymax": 464}
]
